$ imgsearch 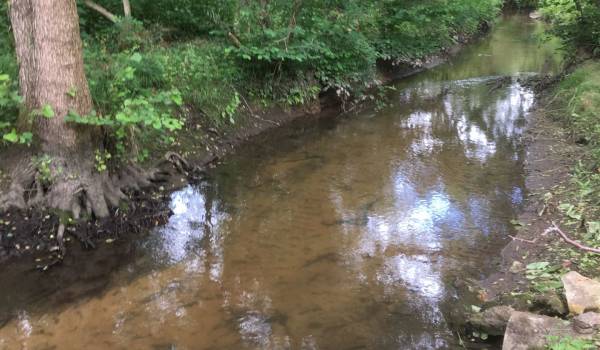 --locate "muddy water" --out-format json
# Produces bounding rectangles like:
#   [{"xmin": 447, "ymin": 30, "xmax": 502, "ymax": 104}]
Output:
[{"xmin": 0, "ymin": 15, "xmax": 561, "ymax": 350}]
